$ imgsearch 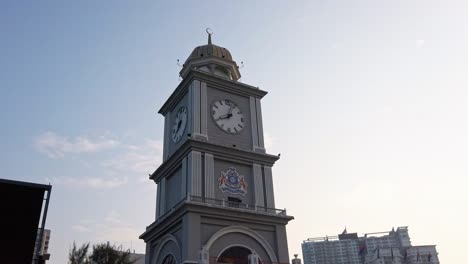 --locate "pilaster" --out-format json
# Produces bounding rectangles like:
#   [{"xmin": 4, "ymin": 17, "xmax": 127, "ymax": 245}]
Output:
[
  {"xmin": 249, "ymin": 97, "xmax": 259, "ymax": 148},
  {"xmin": 181, "ymin": 157, "xmax": 187, "ymax": 199},
  {"xmin": 255, "ymin": 98, "xmax": 265, "ymax": 151},
  {"xmin": 253, "ymin": 164, "xmax": 265, "ymax": 208},
  {"xmin": 204, "ymin": 153, "xmax": 215, "ymax": 200},
  {"xmin": 191, "ymin": 80, "xmax": 208, "ymax": 141},
  {"xmin": 263, "ymin": 166, "xmax": 275, "ymax": 209},
  {"xmin": 200, "ymin": 82, "xmax": 208, "ymax": 138},
  {"xmin": 250, "ymin": 96, "xmax": 266, "ymax": 153},
  {"xmin": 191, "ymin": 80, "xmax": 201, "ymax": 135},
  {"xmin": 163, "ymin": 112, "xmax": 171, "ymax": 161},
  {"xmin": 188, "ymin": 151, "xmax": 203, "ymax": 197},
  {"xmin": 156, "ymin": 183, "xmax": 161, "ymax": 219},
  {"xmin": 182, "ymin": 213, "xmax": 201, "ymax": 263},
  {"xmin": 159, "ymin": 177, "xmax": 167, "ymax": 216},
  {"xmin": 275, "ymin": 224, "xmax": 290, "ymax": 263}
]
